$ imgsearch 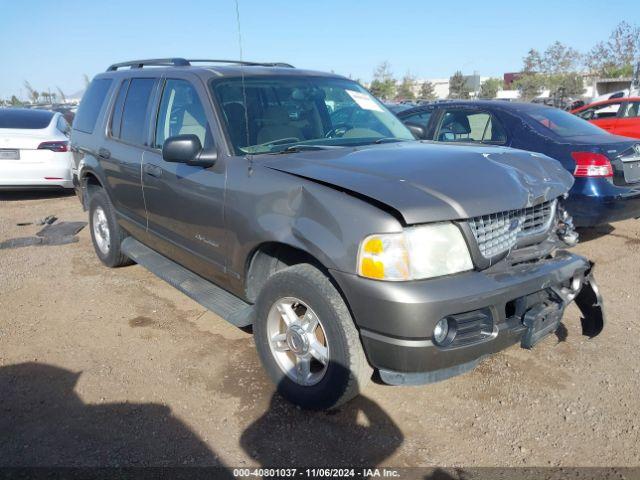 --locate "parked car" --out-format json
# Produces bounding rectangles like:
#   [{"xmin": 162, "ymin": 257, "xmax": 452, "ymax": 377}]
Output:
[
  {"xmin": 0, "ymin": 108, "xmax": 73, "ymax": 190},
  {"xmin": 384, "ymin": 102, "xmax": 417, "ymax": 114},
  {"xmin": 71, "ymin": 58, "xmax": 603, "ymax": 409},
  {"xmin": 571, "ymin": 97, "xmax": 640, "ymax": 139},
  {"xmin": 397, "ymin": 101, "xmax": 640, "ymax": 227}
]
